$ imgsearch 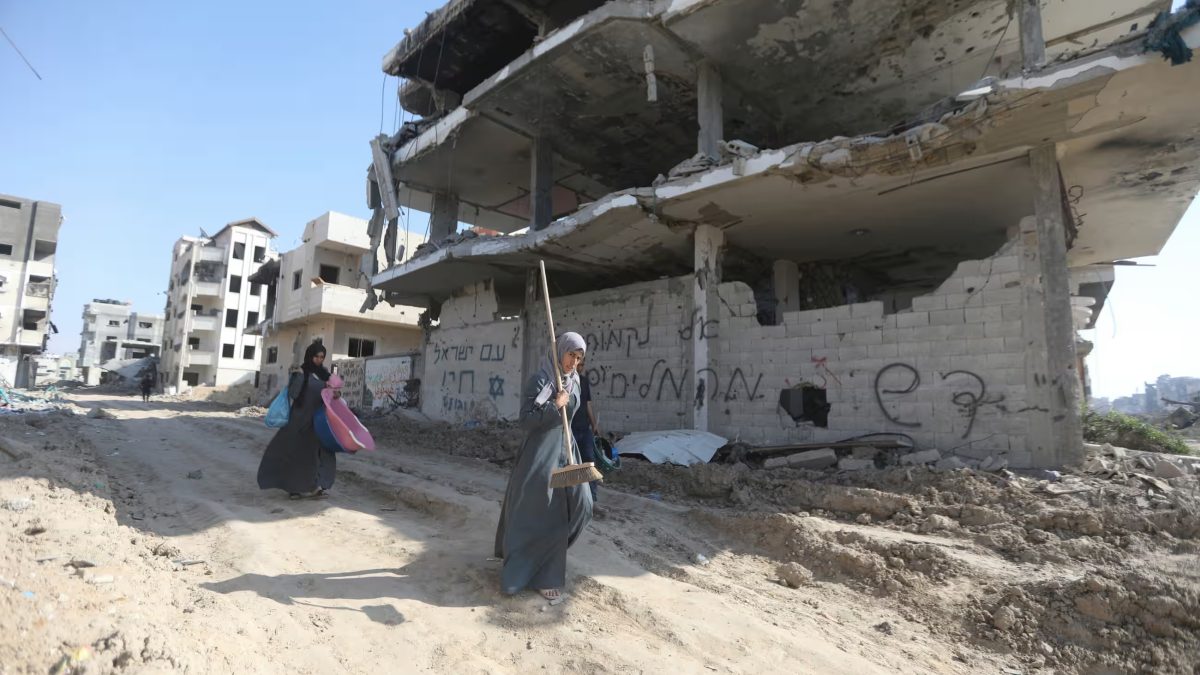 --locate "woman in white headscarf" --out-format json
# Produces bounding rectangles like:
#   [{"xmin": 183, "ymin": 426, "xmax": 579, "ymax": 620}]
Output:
[{"xmin": 494, "ymin": 332, "xmax": 593, "ymax": 601}]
